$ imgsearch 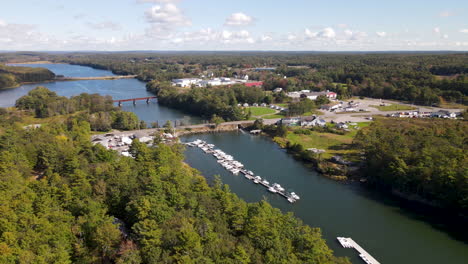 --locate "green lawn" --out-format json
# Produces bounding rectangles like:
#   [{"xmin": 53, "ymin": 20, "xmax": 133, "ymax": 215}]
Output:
[
  {"xmin": 286, "ymin": 129, "xmax": 358, "ymax": 160},
  {"xmin": 369, "ymin": 104, "xmax": 416, "ymax": 111},
  {"xmin": 247, "ymin": 107, "xmax": 277, "ymax": 116}
]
